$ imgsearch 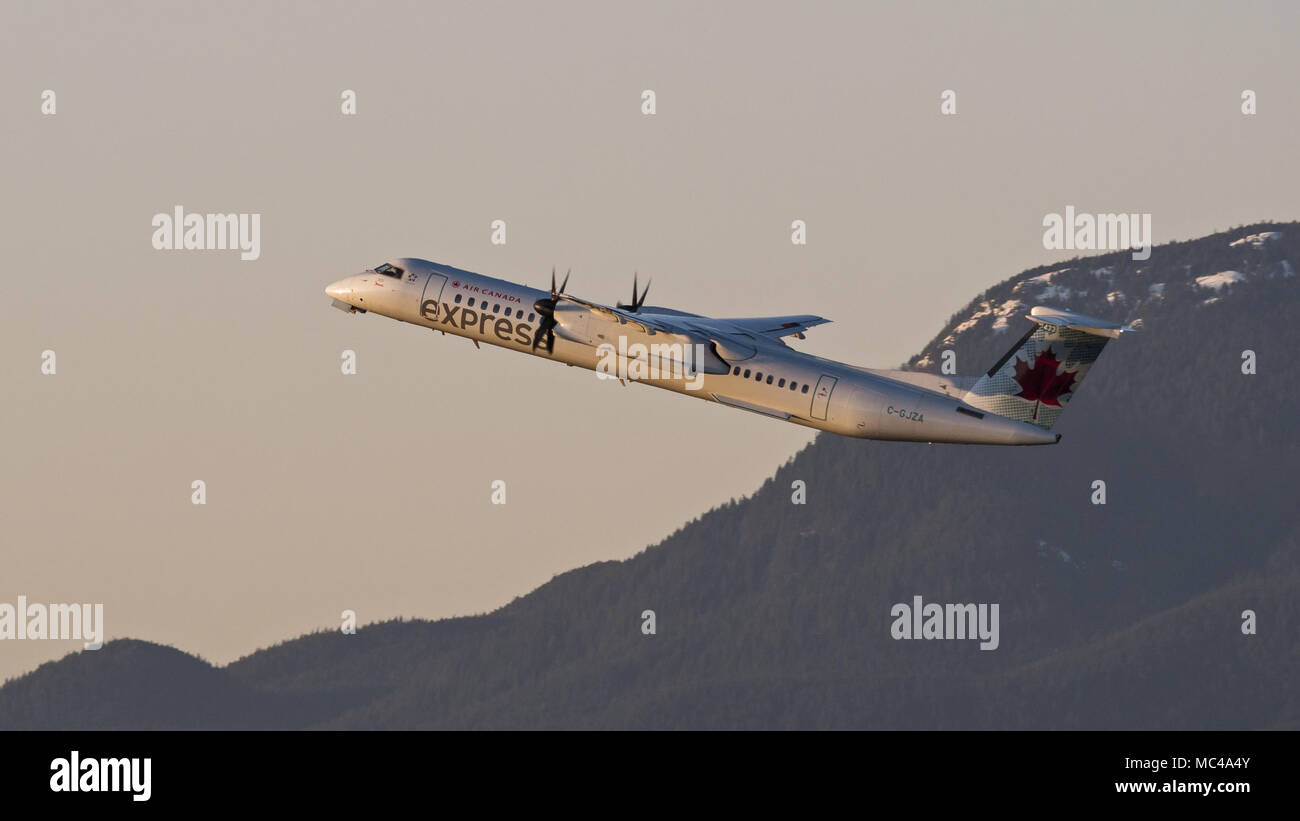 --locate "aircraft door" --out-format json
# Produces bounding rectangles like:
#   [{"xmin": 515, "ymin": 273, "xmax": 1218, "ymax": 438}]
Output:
[
  {"xmin": 810, "ymin": 374, "xmax": 837, "ymax": 421},
  {"xmin": 418, "ymin": 272, "xmax": 449, "ymax": 324},
  {"xmin": 422, "ymin": 272, "xmax": 448, "ymax": 304}
]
